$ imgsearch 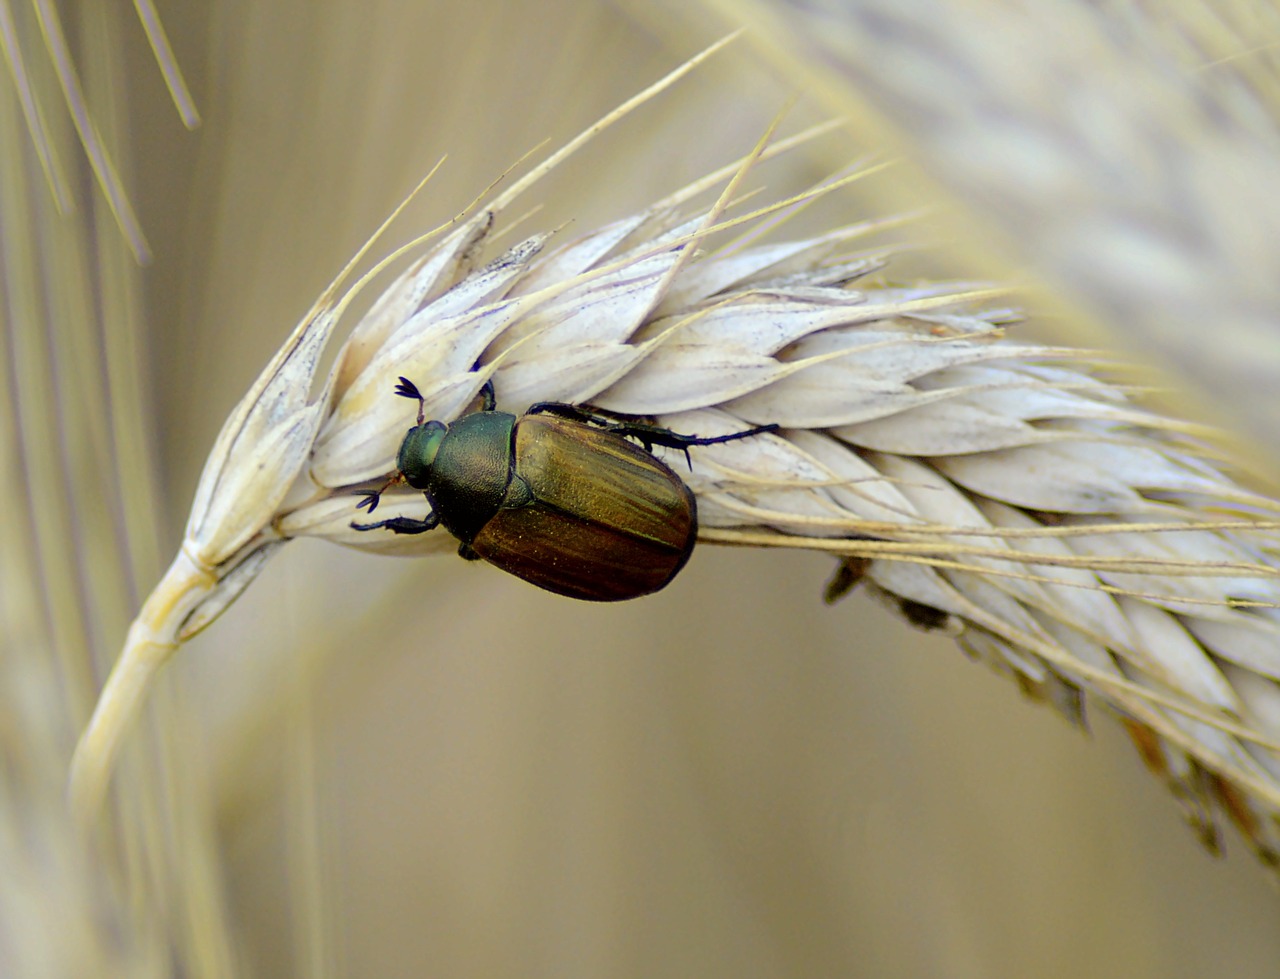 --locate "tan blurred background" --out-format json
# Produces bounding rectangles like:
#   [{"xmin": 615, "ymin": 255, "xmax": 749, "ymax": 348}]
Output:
[{"xmin": 10, "ymin": 1, "xmax": 1280, "ymax": 976}]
